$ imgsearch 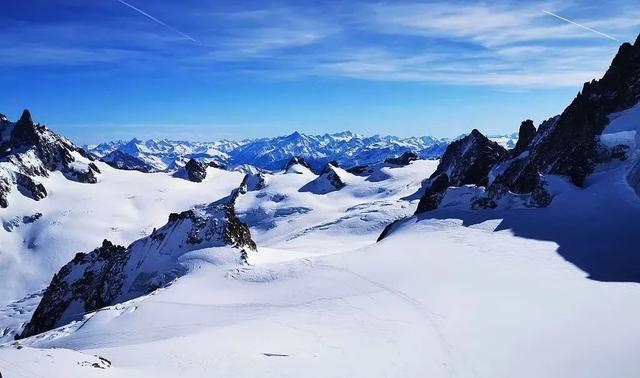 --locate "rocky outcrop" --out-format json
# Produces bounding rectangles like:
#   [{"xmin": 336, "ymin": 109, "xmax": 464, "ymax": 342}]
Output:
[
  {"xmin": 411, "ymin": 34, "xmax": 640, "ymax": 215},
  {"xmin": 19, "ymin": 240, "xmax": 129, "ymax": 338},
  {"xmin": 384, "ymin": 151, "xmax": 418, "ymax": 166},
  {"xmin": 416, "ymin": 173, "xmax": 451, "ymax": 213},
  {"xmin": 284, "ymin": 156, "xmax": 311, "ymax": 172},
  {"xmin": 15, "ymin": 173, "xmax": 47, "ymax": 201},
  {"xmin": 300, "ymin": 163, "xmax": 346, "ymax": 194},
  {"xmin": 207, "ymin": 161, "xmax": 224, "ymax": 169},
  {"xmin": 0, "ymin": 109, "xmax": 99, "ymax": 206},
  {"xmin": 0, "ymin": 173, "xmax": 10, "ymax": 208},
  {"xmin": 429, "ymin": 129, "xmax": 509, "ymax": 188},
  {"xmin": 346, "ymin": 165, "xmax": 372, "ymax": 176},
  {"xmin": 18, "ymin": 193, "xmax": 257, "ymax": 339},
  {"xmin": 509, "ymin": 35, "xmax": 640, "ymax": 187},
  {"xmin": 414, "ymin": 130, "xmax": 509, "ymax": 214},
  {"xmin": 101, "ymin": 150, "xmax": 152, "ymax": 173},
  {"xmin": 511, "ymin": 120, "xmax": 536, "ymax": 157},
  {"xmin": 184, "ymin": 159, "xmax": 207, "ymax": 182},
  {"xmin": 239, "ymin": 172, "xmax": 266, "ymax": 193}
]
